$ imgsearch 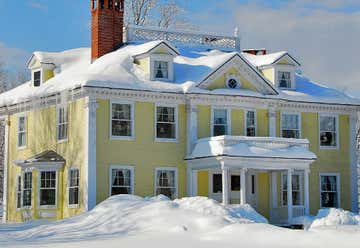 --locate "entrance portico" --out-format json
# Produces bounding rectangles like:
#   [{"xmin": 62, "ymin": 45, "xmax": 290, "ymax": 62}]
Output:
[{"xmin": 186, "ymin": 136, "xmax": 316, "ymax": 225}]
